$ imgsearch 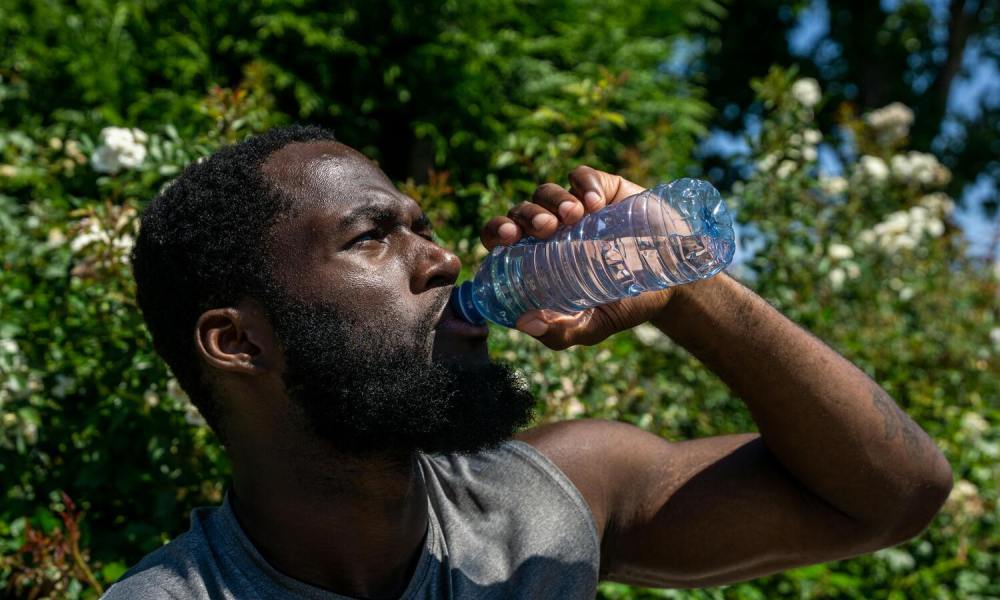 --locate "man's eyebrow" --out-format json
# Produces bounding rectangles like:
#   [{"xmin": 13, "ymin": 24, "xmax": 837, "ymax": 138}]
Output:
[
  {"xmin": 337, "ymin": 203, "xmax": 434, "ymax": 232},
  {"xmin": 412, "ymin": 213, "xmax": 433, "ymax": 231}
]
